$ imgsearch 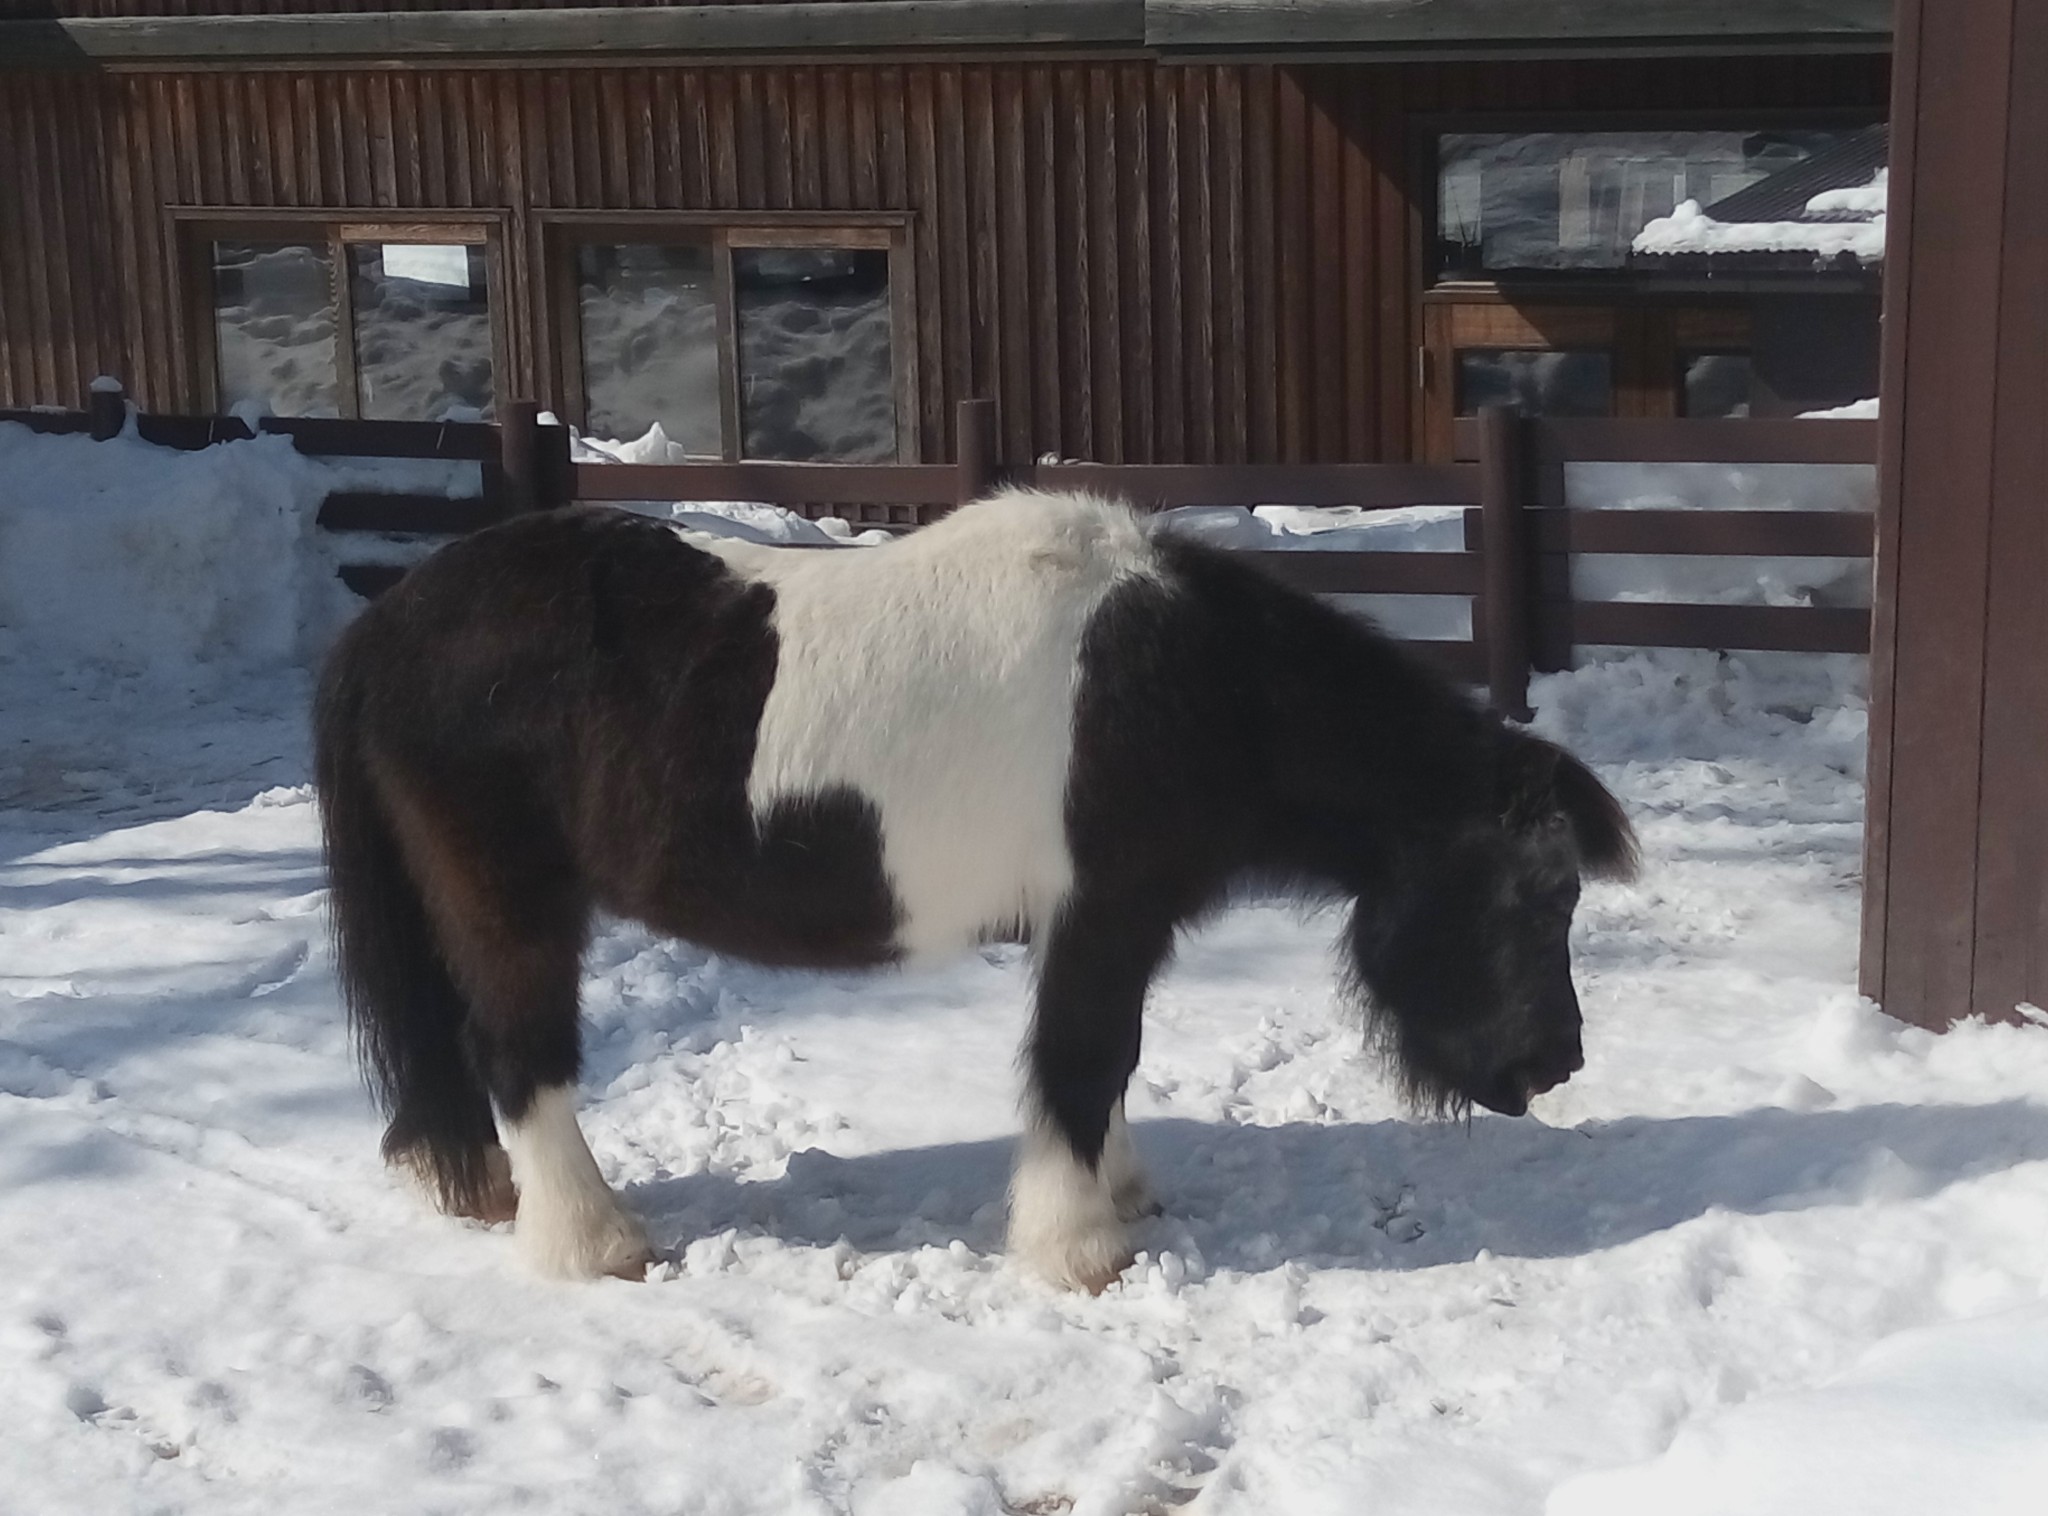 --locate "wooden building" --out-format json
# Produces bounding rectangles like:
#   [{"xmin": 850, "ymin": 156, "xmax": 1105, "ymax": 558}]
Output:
[{"xmin": 2, "ymin": 0, "xmax": 1892, "ymax": 467}]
